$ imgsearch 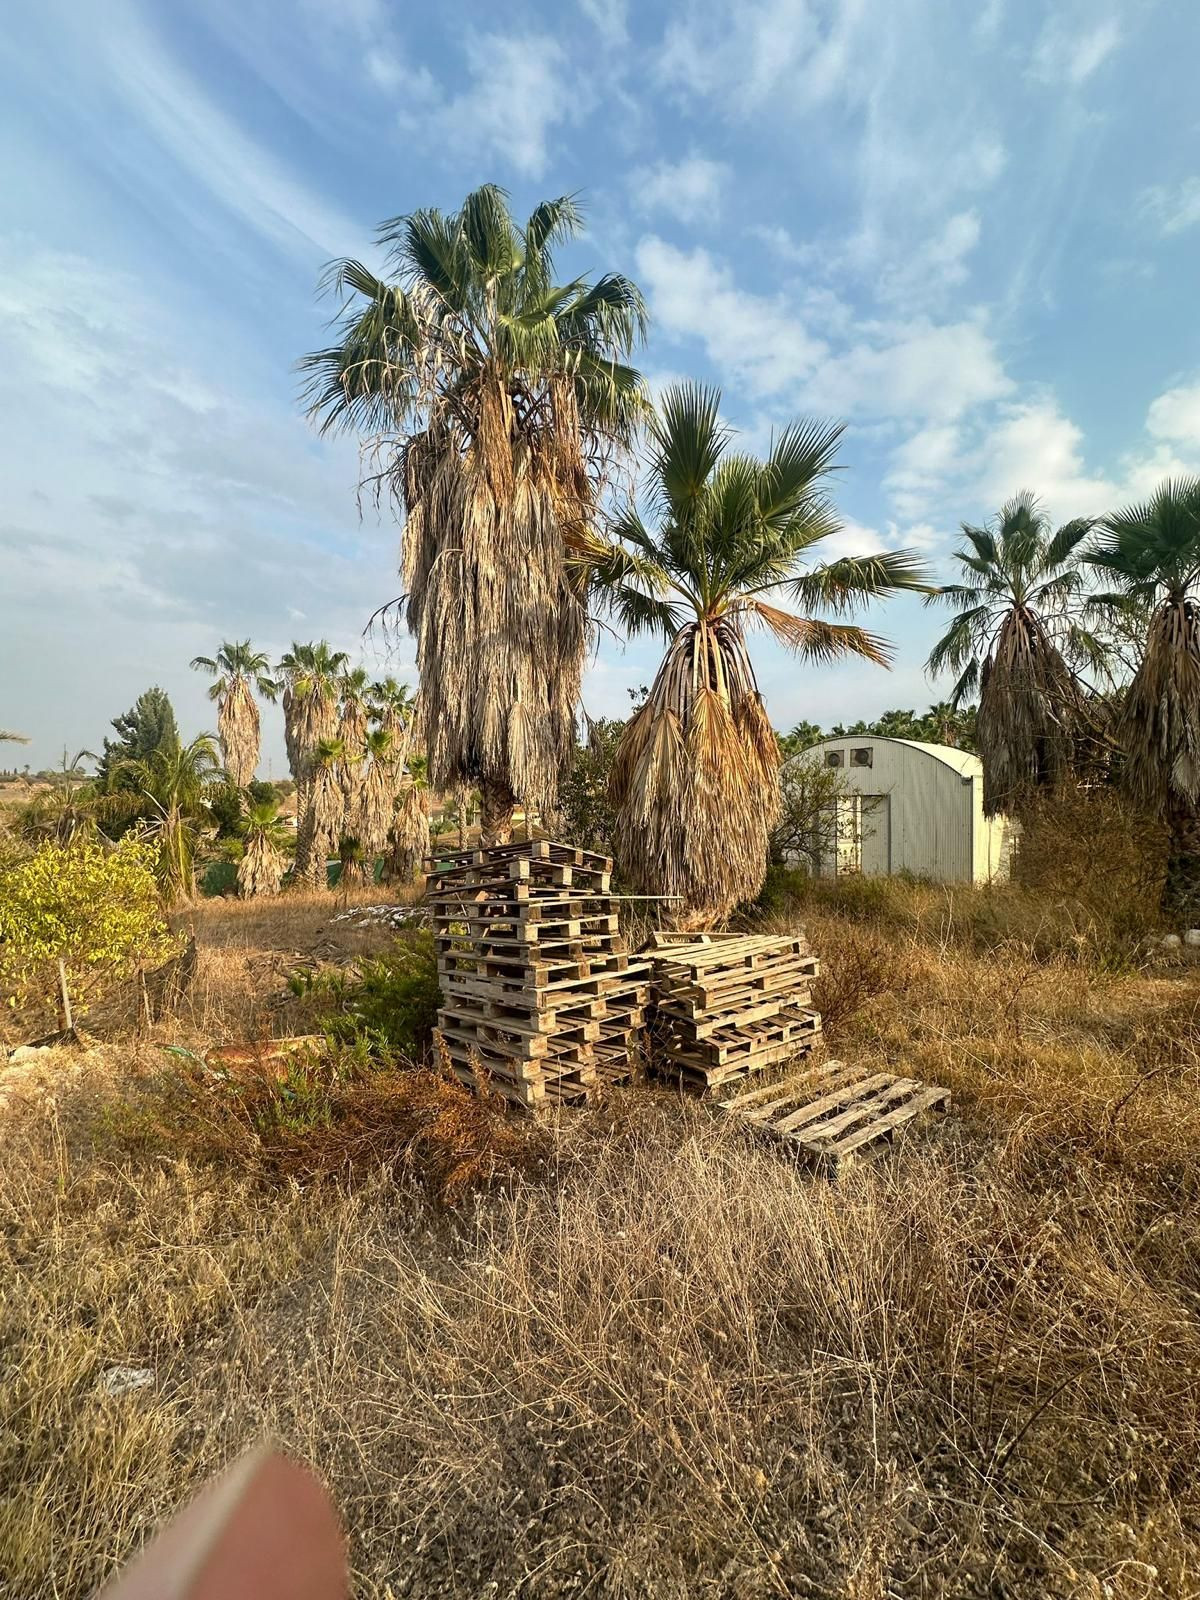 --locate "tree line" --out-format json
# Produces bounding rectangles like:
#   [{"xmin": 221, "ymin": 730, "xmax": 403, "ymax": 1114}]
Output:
[{"xmin": 7, "ymin": 184, "xmax": 1200, "ymax": 923}]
